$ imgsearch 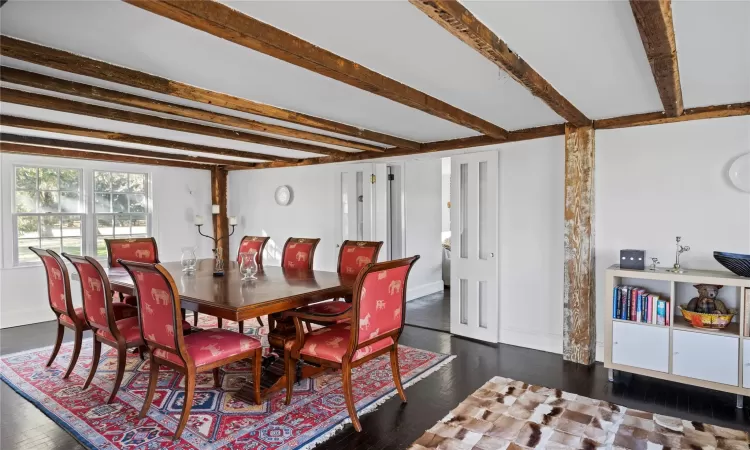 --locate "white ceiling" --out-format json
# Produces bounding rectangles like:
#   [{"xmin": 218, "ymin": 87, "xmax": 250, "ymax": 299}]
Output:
[{"xmin": 0, "ymin": 0, "xmax": 748, "ymax": 162}]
